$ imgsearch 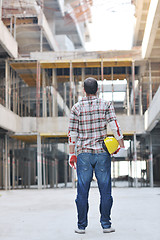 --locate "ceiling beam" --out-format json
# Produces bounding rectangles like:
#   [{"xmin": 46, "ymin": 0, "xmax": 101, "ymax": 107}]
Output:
[{"xmin": 142, "ymin": 0, "xmax": 160, "ymax": 59}]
